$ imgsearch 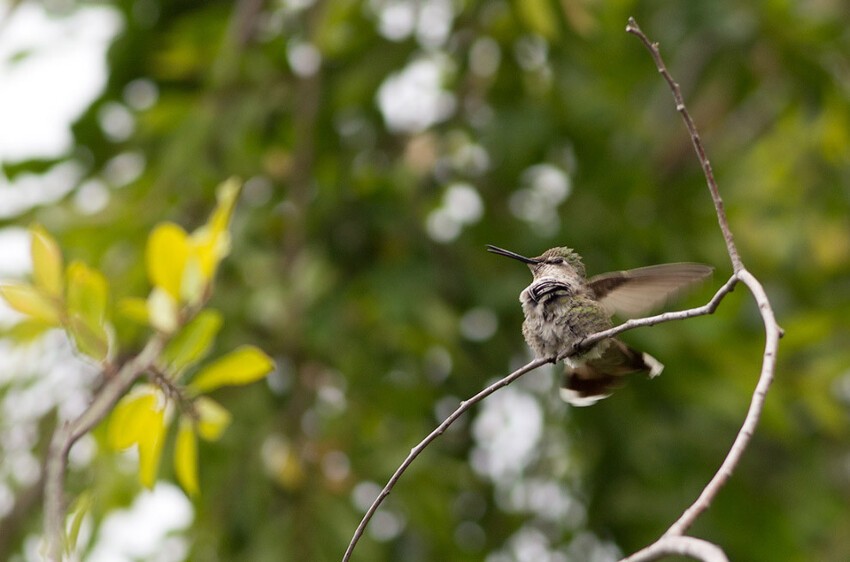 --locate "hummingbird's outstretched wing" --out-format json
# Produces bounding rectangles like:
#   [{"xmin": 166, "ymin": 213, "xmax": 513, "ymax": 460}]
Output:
[{"xmin": 588, "ymin": 263, "xmax": 713, "ymax": 318}]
